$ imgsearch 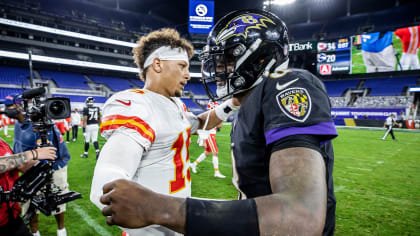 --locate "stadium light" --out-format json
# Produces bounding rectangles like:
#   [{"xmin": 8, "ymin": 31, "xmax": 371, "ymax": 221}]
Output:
[
  {"xmin": 0, "ymin": 50, "xmax": 202, "ymax": 78},
  {"xmin": 409, "ymin": 87, "xmax": 420, "ymax": 92},
  {"xmin": 0, "ymin": 18, "xmax": 138, "ymax": 48},
  {"xmin": 263, "ymin": 0, "xmax": 296, "ymax": 6}
]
